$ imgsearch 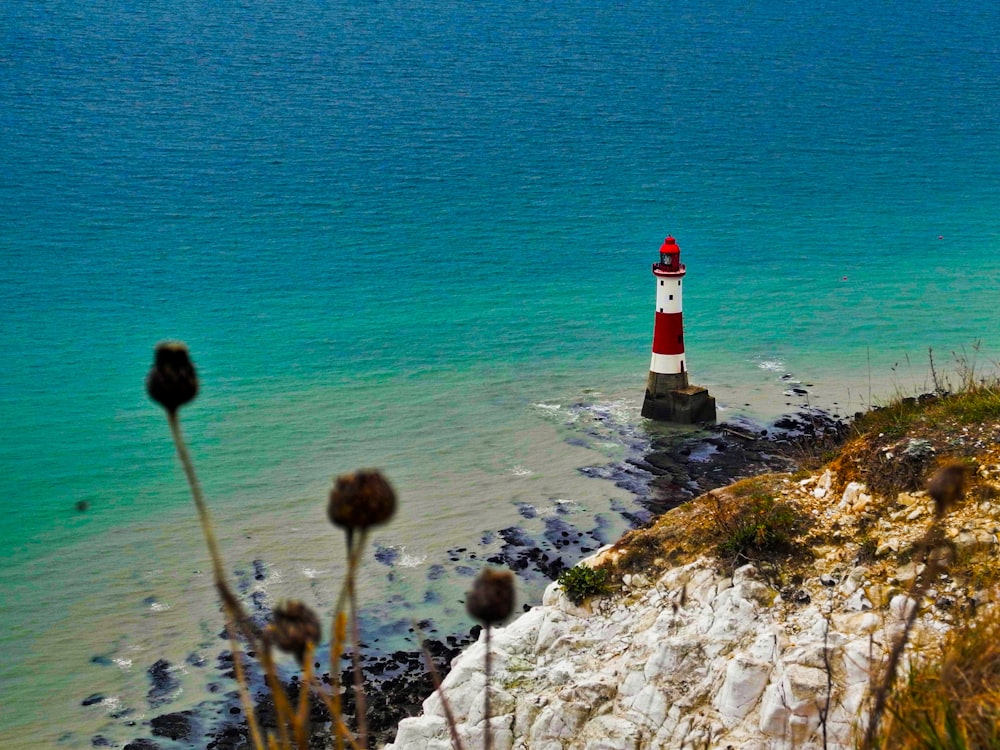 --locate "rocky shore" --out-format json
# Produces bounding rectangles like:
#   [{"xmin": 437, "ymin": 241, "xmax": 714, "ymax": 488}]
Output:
[
  {"xmin": 109, "ymin": 405, "xmax": 849, "ymax": 749},
  {"xmin": 384, "ymin": 400, "xmax": 1000, "ymax": 748}
]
